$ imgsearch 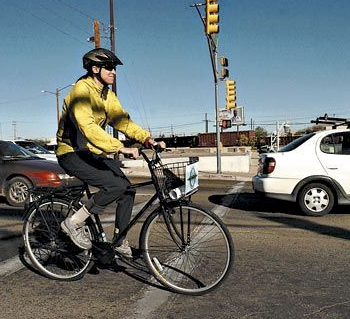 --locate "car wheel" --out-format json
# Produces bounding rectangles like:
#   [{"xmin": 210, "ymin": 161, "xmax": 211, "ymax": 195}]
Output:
[
  {"xmin": 6, "ymin": 177, "xmax": 32, "ymax": 207},
  {"xmin": 298, "ymin": 183, "xmax": 334, "ymax": 216}
]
